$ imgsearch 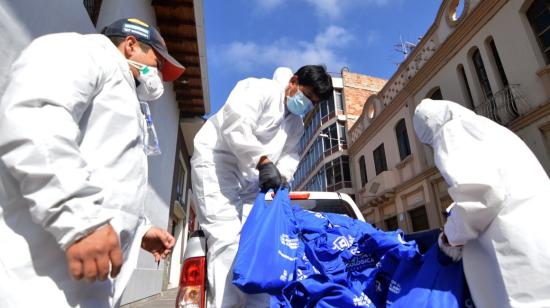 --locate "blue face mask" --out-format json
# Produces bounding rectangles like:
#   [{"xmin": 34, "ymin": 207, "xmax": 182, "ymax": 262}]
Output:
[{"xmin": 287, "ymin": 90, "xmax": 313, "ymax": 116}]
